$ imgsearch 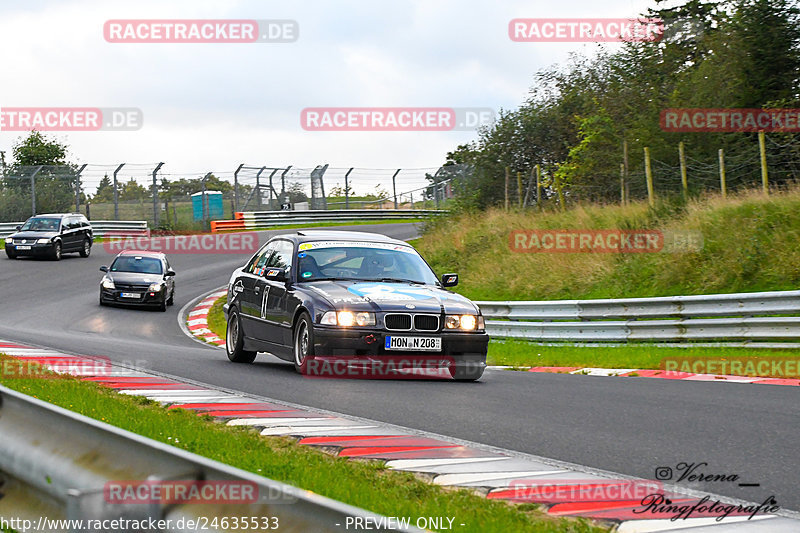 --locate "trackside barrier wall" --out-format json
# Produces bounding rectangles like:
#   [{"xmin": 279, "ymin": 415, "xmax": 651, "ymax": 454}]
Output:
[
  {"xmin": 476, "ymin": 290, "xmax": 800, "ymax": 343},
  {"xmin": 0, "ymin": 220, "xmax": 149, "ymax": 238},
  {"xmin": 0, "ymin": 385, "xmax": 422, "ymax": 533},
  {"xmin": 210, "ymin": 209, "xmax": 443, "ymax": 233}
]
